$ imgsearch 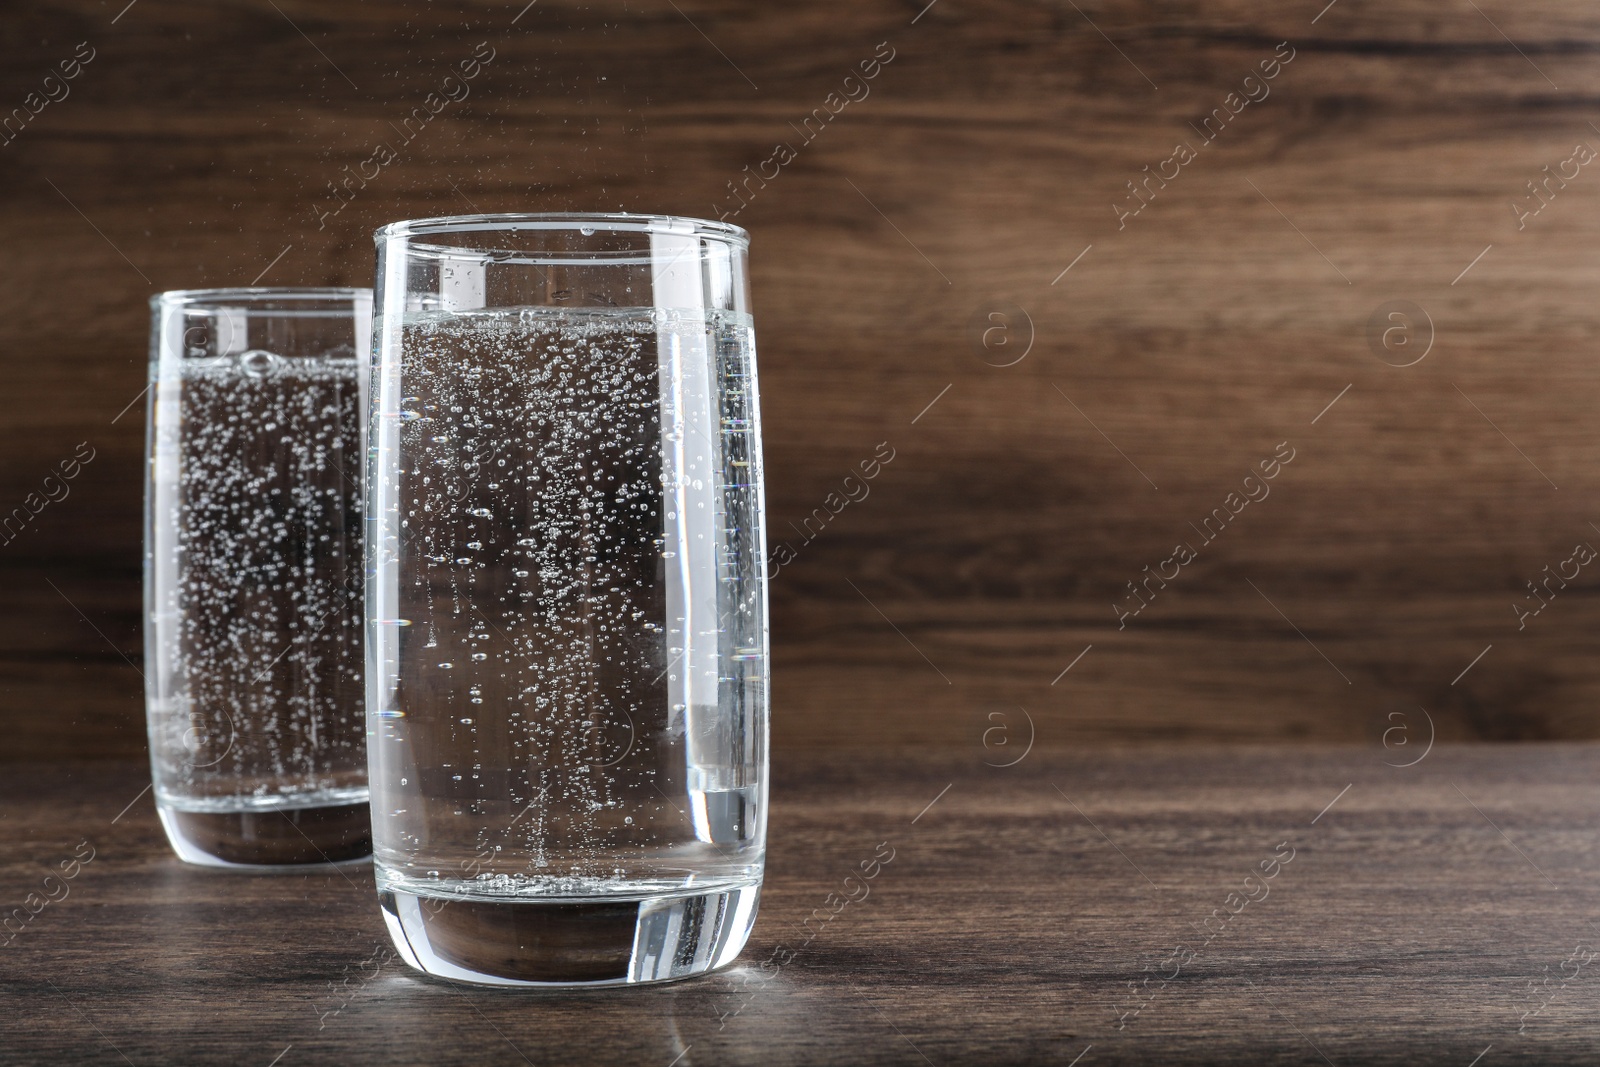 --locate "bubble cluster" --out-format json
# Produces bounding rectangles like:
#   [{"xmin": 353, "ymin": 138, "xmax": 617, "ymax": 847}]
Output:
[
  {"xmin": 150, "ymin": 352, "xmax": 366, "ymax": 806},
  {"xmin": 372, "ymin": 306, "xmax": 768, "ymax": 896}
]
